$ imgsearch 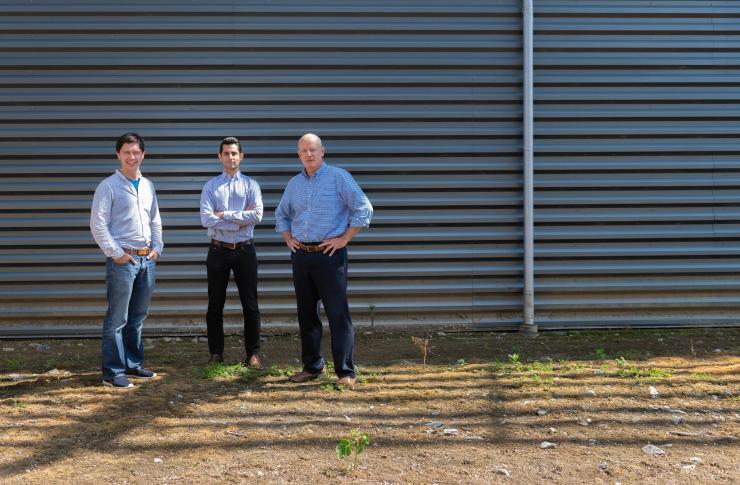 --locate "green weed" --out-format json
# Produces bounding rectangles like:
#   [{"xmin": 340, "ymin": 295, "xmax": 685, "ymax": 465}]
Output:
[
  {"xmin": 336, "ymin": 430, "xmax": 370, "ymax": 469},
  {"xmin": 199, "ymin": 362, "xmax": 259, "ymax": 380},
  {"xmin": 11, "ymin": 399, "xmax": 26, "ymax": 410},
  {"xmin": 689, "ymin": 372, "xmax": 717, "ymax": 382}
]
